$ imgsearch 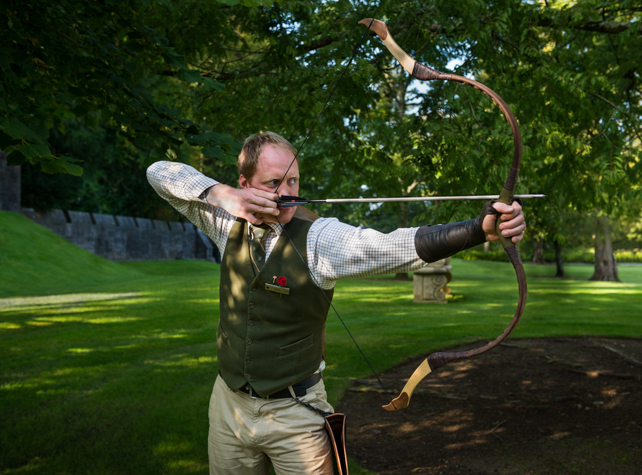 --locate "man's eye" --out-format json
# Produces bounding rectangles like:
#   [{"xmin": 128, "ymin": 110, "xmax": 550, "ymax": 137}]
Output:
[{"xmin": 288, "ymin": 178, "xmax": 298, "ymax": 185}]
